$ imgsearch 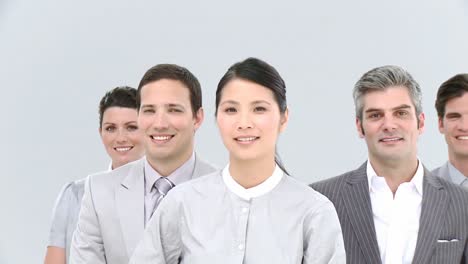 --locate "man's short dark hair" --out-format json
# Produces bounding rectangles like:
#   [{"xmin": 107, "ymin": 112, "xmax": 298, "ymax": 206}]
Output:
[
  {"xmin": 137, "ymin": 64, "xmax": 202, "ymax": 117},
  {"xmin": 435, "ymin": 74, "xmax": 468, "ymax": 118}
]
